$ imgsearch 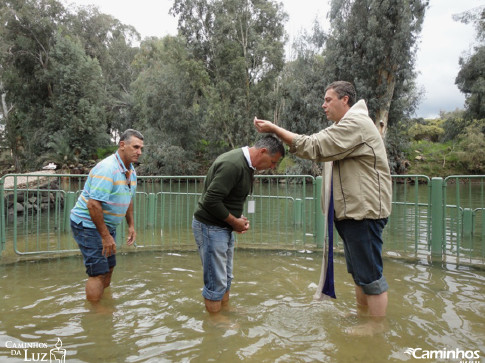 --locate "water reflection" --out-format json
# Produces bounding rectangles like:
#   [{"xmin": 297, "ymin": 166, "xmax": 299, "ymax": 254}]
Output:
[{"xmin": 0, "ymin": 250, "xmax": 483, "ymax": 362}]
